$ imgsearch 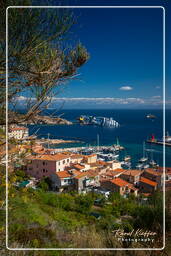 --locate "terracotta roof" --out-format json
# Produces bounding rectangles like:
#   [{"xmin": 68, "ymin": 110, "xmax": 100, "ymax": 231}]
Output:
[
  {"xmin": 56, "ymin": 171, "xmax": 72, "ymax": 178},
  {"xmin": 97, "ymin": 160, "xmax": 107, "ymax": 165},
  {"xmin": 74, "ymin": 172, "xmax": 87, "ymax": 179},
  {"xmin": 140, "ymin": 177, "xmax": 157, "ymax": 187},
  {"xmin": 89, "ymin": 162, "xmax": 102, "ymax": 167},
  {"xmin": 145, "ymin": 169, "xmax": 162, "ymax": 176},
  {"xmin": 27, "ymin": 153, "xmax": 70, "ymax": 161},
  {"xmin": 83, "ymin": 154, "xmax": 97, "ymax": 158},
  {"xmin": 71, "ymin": 154, "xmax": 83, "ymax": 159},
  {"xmin": 142, "ymin": 193, "xmax": 151, "ymax": 197},
  {"xmin": 122, "ymin": 170, "xmax": 142, "ymax": 176},
  {"xmin": 72, "ymin": 164, "xmax": 85, "ymax": 170},
  {"xmin": 10, "ymin": 127, "xmax": 27, "ymax": 131},
  {"xmin": 86, "ymin": 169, "xmax": 99, "ymax": 178},
  {"xmin": 157, "ymin": 167, "xmax": 171, "ymax": 174},
  {"xmin": 110, "ymin": 178, "xmax": 132, "ymax": 187}
]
